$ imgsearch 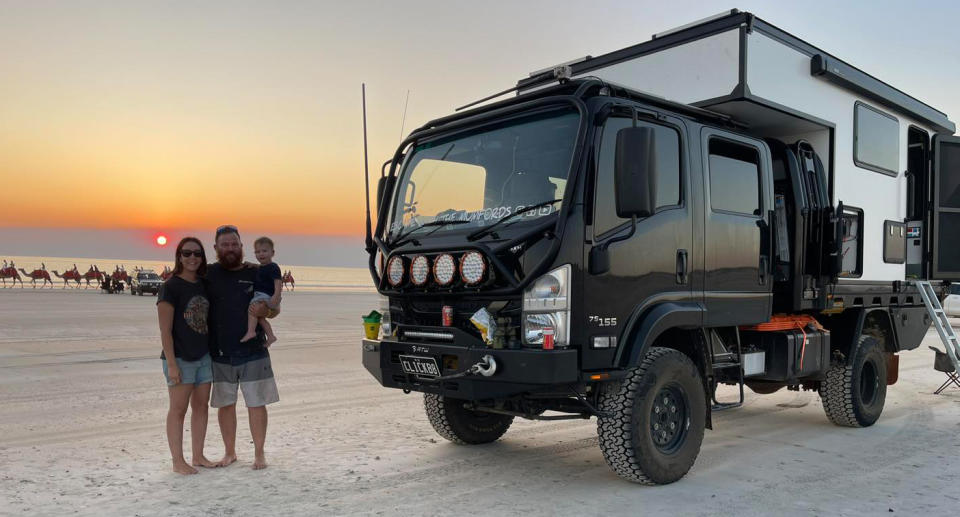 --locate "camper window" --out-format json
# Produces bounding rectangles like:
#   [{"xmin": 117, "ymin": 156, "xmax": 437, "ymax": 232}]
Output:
[
  {"xmin": 708, "ymin": 139, "xmax": 761, "ymax": 217},
  {"xmin": 854, "ymin": 102, "xmax": 899, "ymax": 176},
  {"xmin": 593, "ymin": 117, "xmax": 681, "ymax": 236}
]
